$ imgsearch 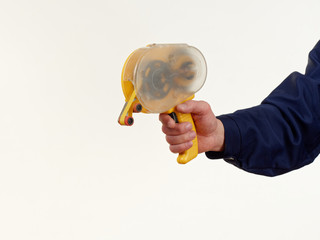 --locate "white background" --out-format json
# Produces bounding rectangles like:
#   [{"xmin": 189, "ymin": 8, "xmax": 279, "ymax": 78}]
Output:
[{"xmin": 0, "ymin": 0, "xmax": 320, "ymax": 239}]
